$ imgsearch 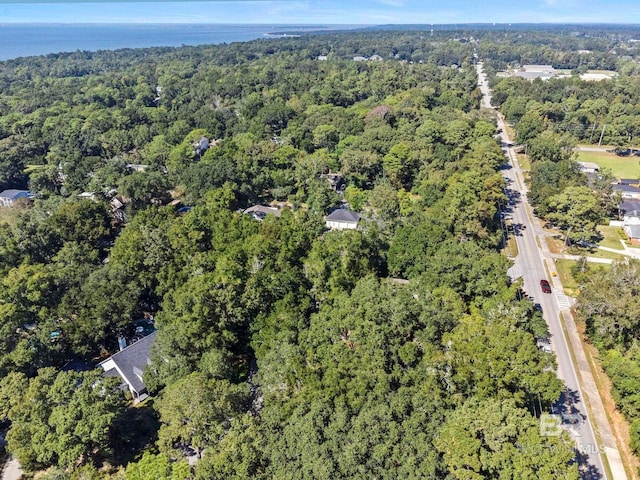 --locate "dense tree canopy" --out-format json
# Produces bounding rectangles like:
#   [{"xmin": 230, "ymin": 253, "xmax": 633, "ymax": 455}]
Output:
[{"xmin": 0, "ymin": 27, "xmax": 584, "ymax": 479}]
